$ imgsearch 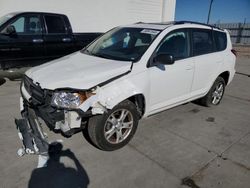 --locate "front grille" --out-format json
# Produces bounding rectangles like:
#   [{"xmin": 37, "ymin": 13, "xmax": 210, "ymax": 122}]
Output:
[{"xmin": 23, "ymin": 76, "xmax": 45, "ymax": 104}]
